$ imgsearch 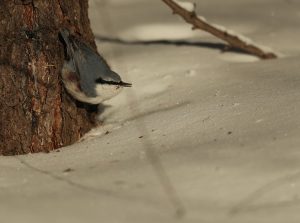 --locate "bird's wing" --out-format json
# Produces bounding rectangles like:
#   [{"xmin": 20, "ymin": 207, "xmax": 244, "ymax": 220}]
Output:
[{"xmin": 71, "ymin": 39, "xmax": 116, "ymax": 97}]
